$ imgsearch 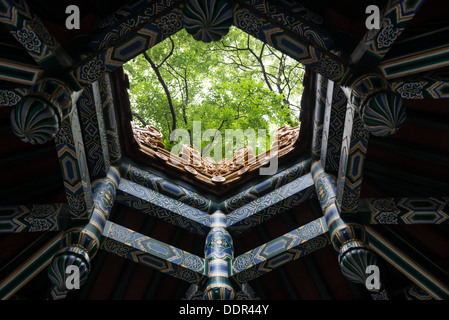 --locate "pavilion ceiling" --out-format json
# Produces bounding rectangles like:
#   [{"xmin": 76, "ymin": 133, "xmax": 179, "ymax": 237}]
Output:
[{"xmin": 0, "ymin": 0, "xmax": 448, "ymax": 301}]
